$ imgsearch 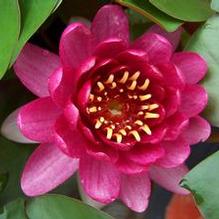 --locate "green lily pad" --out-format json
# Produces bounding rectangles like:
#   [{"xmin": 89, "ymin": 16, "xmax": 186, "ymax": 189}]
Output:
[
  {"xmin": 0, "ymin": 0, "xmax": 20, "ymax": 79},
  {"xmin": 185, "ymin": 15, "xmax": 219, "ymax": 127},
  {"xmin": 10, "ymin": 0, "xmax": 62, "ymax": 66},
  {"xmin": 181, "ymin": 151, "xmax": 219, "ymax": 219},
  {"xmin": 149, "ymin": 0, "xmax": 214, "ymax": 22},
  {"xmin": 115, "ymin": 0, "xmax": 182, "ymax": 32}
]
